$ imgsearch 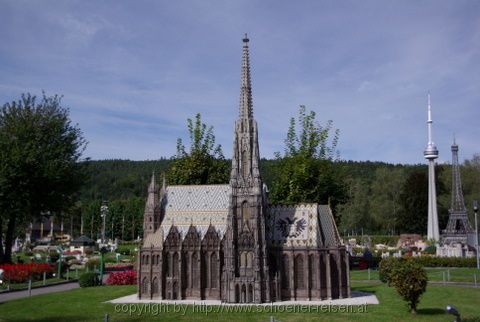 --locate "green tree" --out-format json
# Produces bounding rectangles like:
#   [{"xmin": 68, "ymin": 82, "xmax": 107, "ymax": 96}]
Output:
[
  {"xmin": 369, "ymin": 167, "xmax": 405, "ymax": 233},
  {"xmin": 0, "ymin": 93, "xmax": 87, "ymax": 263},
  {"xmin": 396, "ymin": 170, "xmax": 428, "ymax": 234},
  {"xmin": 337, "ymin": 178, "xmax": 371, "ymax": 234},
  {"xmin": 384, "ymin": 258, "xmax": 428, "ymax": 314},
  {"xmin": 270, "ymin": 105, "xmax": 345, "ymax": 214},
  {"xmin": 167, "ymin": 113, "xmax": 229, "ymax": 185}
]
